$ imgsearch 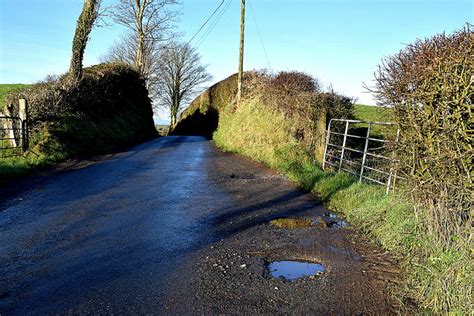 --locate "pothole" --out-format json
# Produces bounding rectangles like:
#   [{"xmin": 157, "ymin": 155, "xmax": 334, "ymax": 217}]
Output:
[
  {"xmin": 266, "ymin": 260, "xmax": 326, "ymax": 281},
  {"xmin": 270, "ymin": 215, "xmax": 348, "ymax": 229},
  {"xmin": 229, "ymin": 173, "xmax": 256, "ymax": 180},
  {"xmin": 322, "ymin": 212, "xmax": 348, "ymax": 228},
  {"xmin": 228, "ymin": 174, "xmax": 286, "ymax": 181}
]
